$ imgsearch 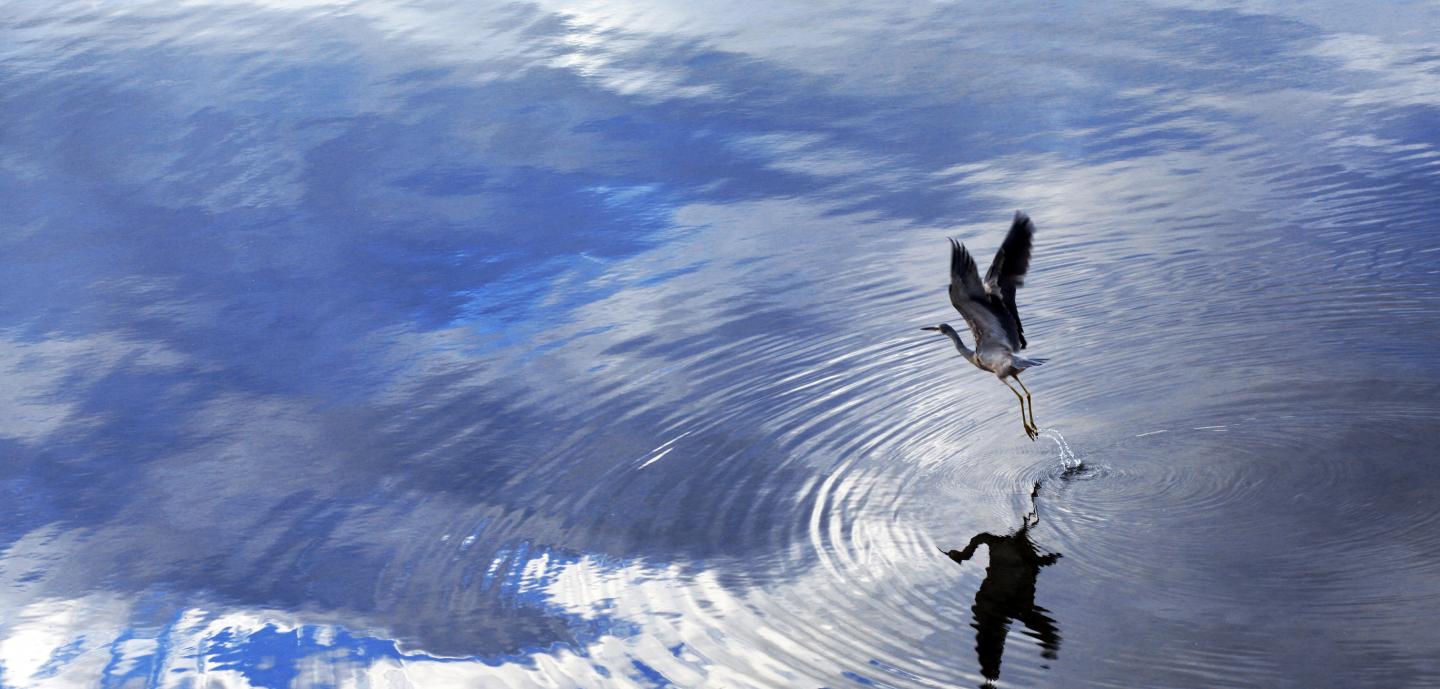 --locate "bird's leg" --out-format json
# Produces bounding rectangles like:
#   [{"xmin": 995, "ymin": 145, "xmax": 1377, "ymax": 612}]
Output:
[
  {"xmin": 1014, "ymin": 374, "xmax": 1039, "ymax": 433},
  {"xmin": 1025, "ymin": 480, "xmax": 1042, "ymax": 526},
  {"xmin": 1002, "ymin": 377, "xmax": 1036, "ymax": 440}
]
